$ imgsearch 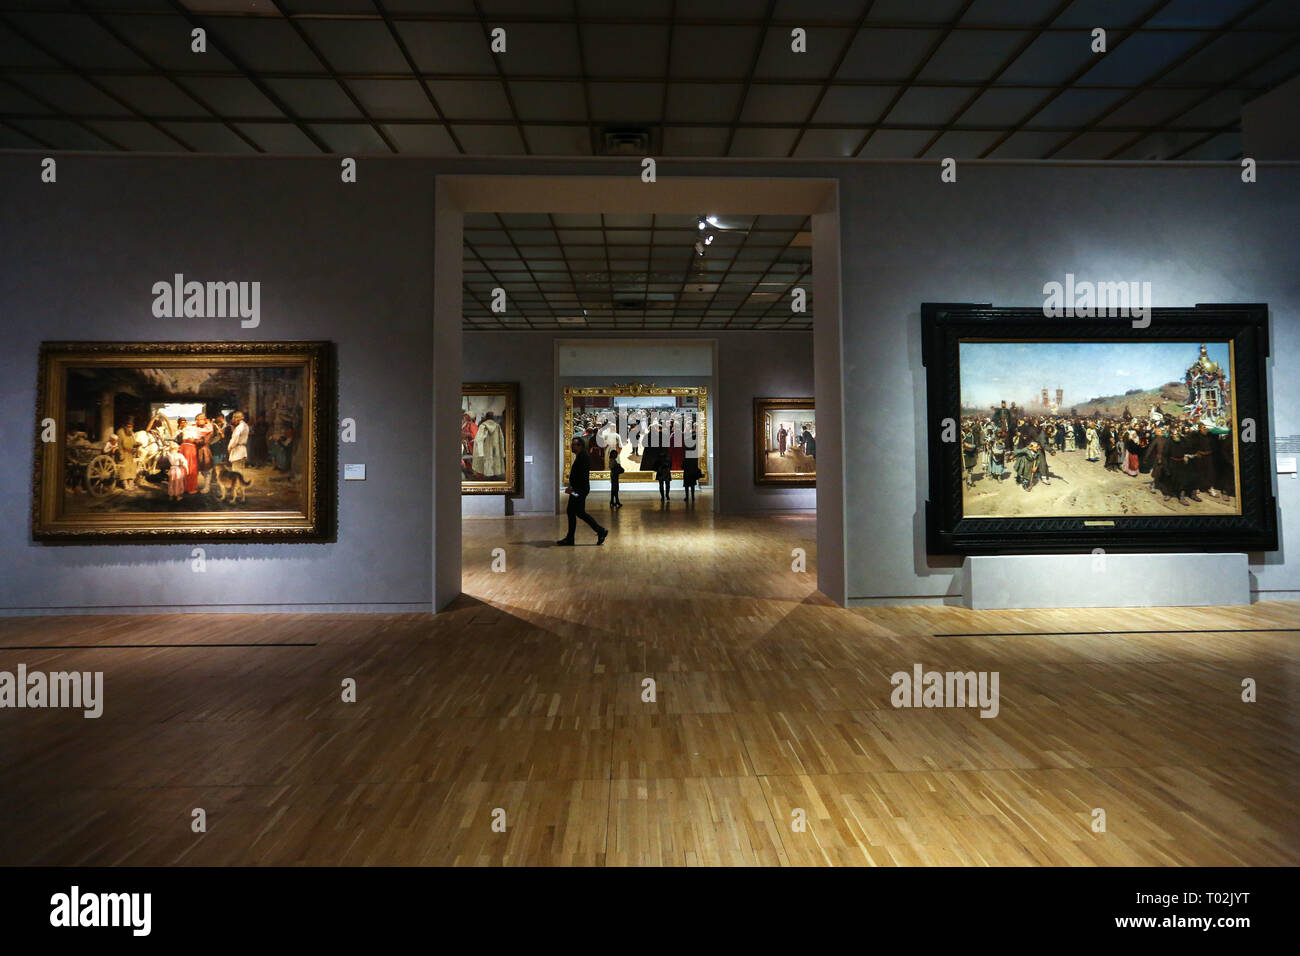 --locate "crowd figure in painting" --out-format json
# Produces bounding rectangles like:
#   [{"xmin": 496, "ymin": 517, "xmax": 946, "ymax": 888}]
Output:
[
  {"xmin": 774, "ymin": 422, "xmax": 816, "ymax": 459},
  {"xmin": 68, "ymin": 405, "xmax": 300, "ymax": 504},
  {"xmin": 960, "ymin": 399, "xmax": 1235, "ymax": 506},
  {"xmin": 460, "ymin": 409, "xmax": 506, "ymax": 480}
]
